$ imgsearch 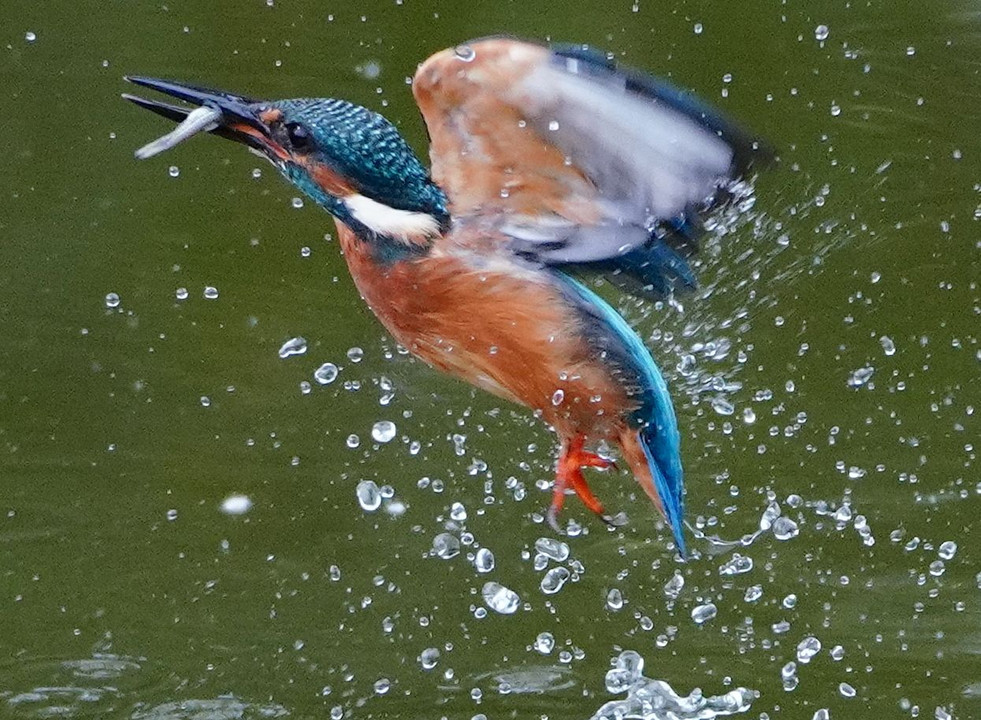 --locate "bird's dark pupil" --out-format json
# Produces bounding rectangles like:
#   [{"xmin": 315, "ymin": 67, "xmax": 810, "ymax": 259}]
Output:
[{"xmin": 286, "ymin": 122, "xmax": 311, "ymax": 148}]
